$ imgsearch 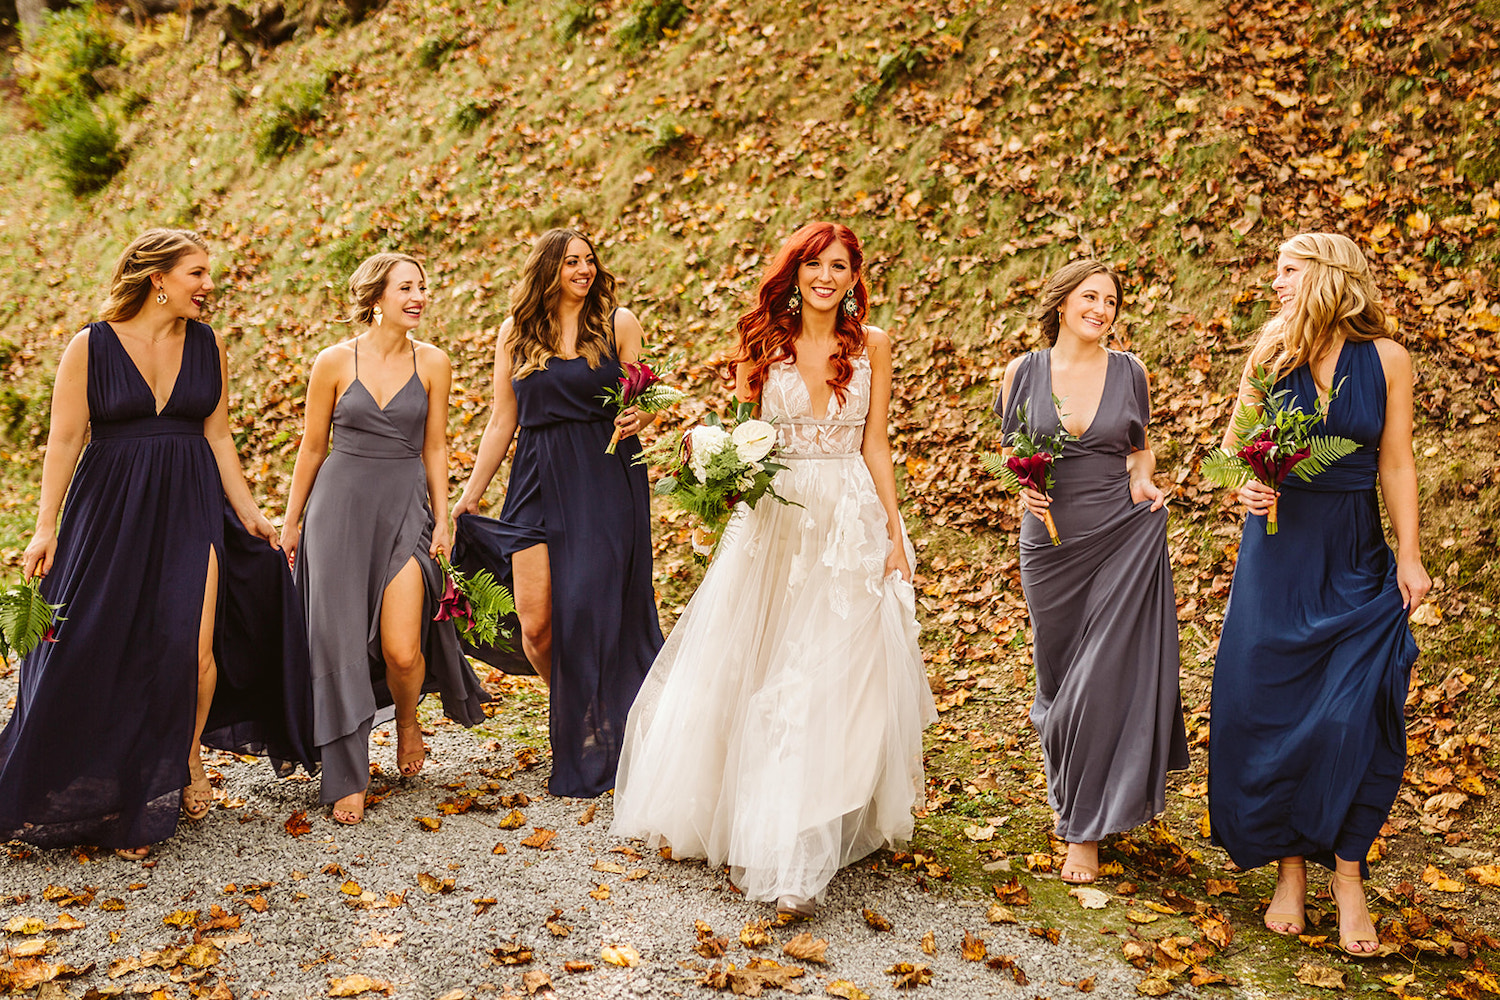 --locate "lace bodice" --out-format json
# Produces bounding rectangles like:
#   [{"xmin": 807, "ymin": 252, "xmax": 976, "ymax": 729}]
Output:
[{"xmin": 762, "ymin": 356, "xmax": 870, "ymax": 457}]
